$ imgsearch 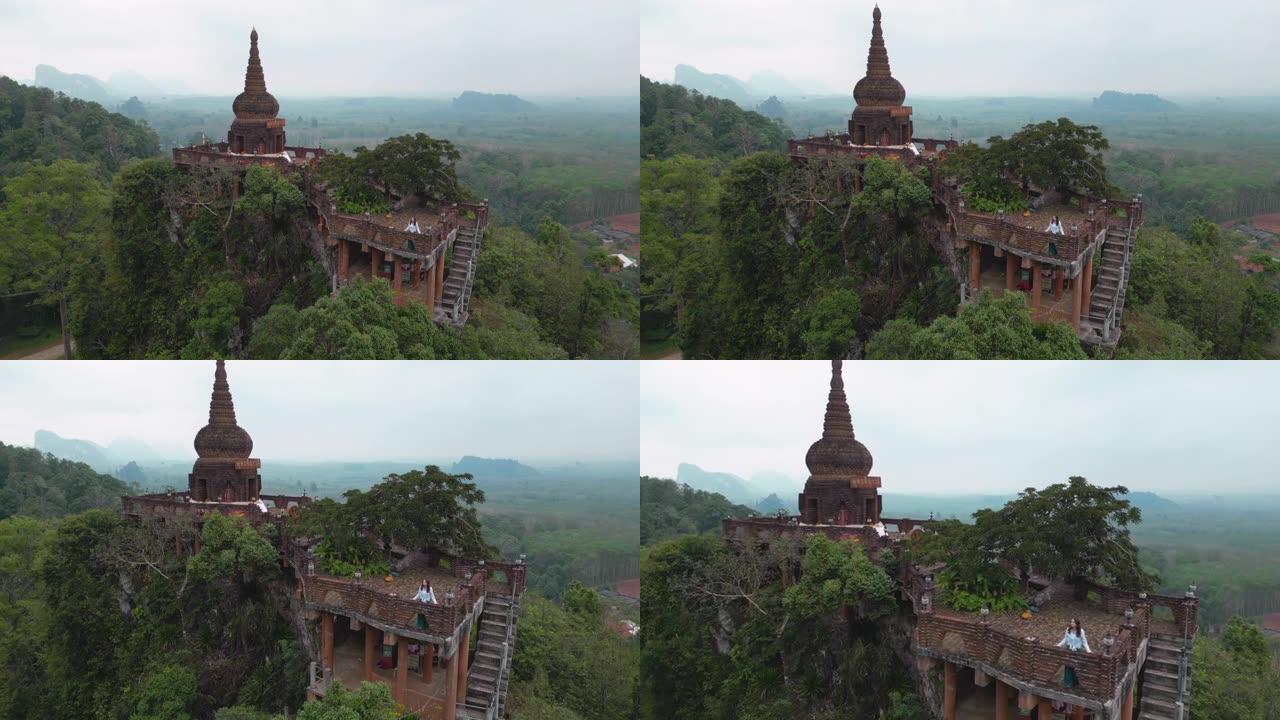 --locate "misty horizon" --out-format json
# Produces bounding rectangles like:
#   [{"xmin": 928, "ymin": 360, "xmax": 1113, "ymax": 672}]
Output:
[
  {"xmin": 0, "ymin": 361, "xmax": 638, "ymax": 465},
  {"xmin": 1, "ymin": 0, "xmax": 637, "ymax": 97},
  {"xmin": 641, "ymin": 0, "xmax": 1280, "ymax": 97}
]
